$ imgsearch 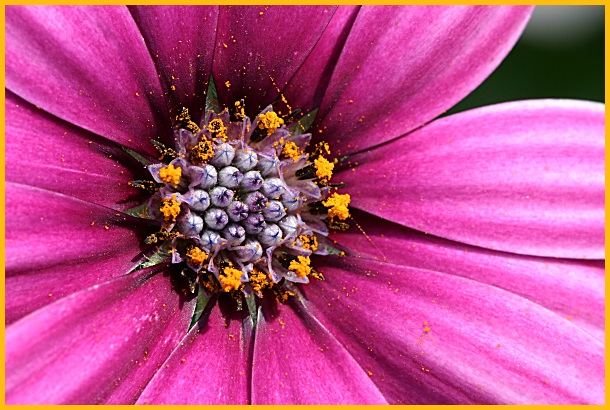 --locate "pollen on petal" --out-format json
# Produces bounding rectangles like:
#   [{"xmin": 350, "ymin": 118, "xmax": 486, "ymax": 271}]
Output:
[
  {"xmin": 160, "ymin": 194, "xmax": 181, "ymax": 222},
  {"xmin": 159, "ymin": 164, "xmax": 182, "ymax": 185},
  {"xmin": 289, "ymin": 255, "xmax": 312, "ymax": 278},
  {"xmin": 258, "ymin": 111, "xmax": 284, "ymax": 136},
  {"xmin": 323, "ymin": 193, "xmax": 351, "ymax": 220},
  {"xmin": 219, "ymin": 266, "xmax": 244, "ymax": 292},
  {"xmin": 314, "ymin": 156, "xmax": 334, "ymax": 181},
  {"xmin": 208, "ymin": 118, "xmax": 228, "ymax": 140}
]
